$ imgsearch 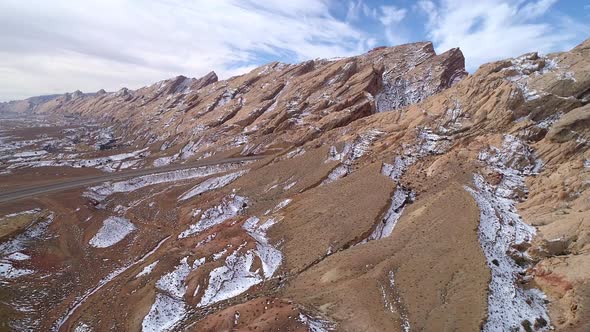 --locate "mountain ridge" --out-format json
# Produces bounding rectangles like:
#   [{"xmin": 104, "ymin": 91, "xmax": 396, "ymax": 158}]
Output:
[
  {"xmin": 3, "ymin": 42, "xmax": 468, "ymax": 163},
  {"xmin": 0, "ymin": 38, "xmax": 589, "ymax": 331}
]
